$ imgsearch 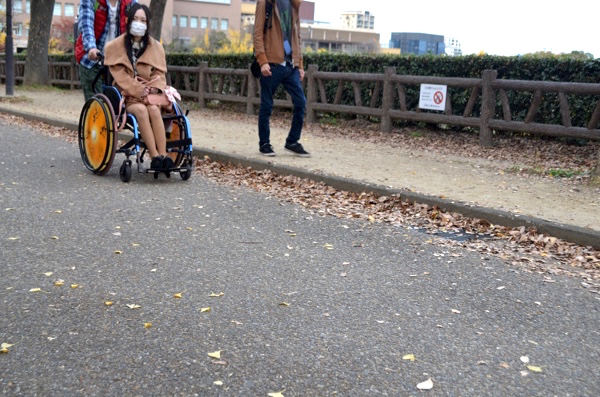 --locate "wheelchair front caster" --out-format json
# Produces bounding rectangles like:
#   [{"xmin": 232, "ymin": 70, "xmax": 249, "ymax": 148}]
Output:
[
  {"xmin": 119, "ymin": 160, "xmax": 132, "ymax": 182},
  {"xmin": 180, "ymin": 162, "xmax": 193, "ymax": 181}
]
